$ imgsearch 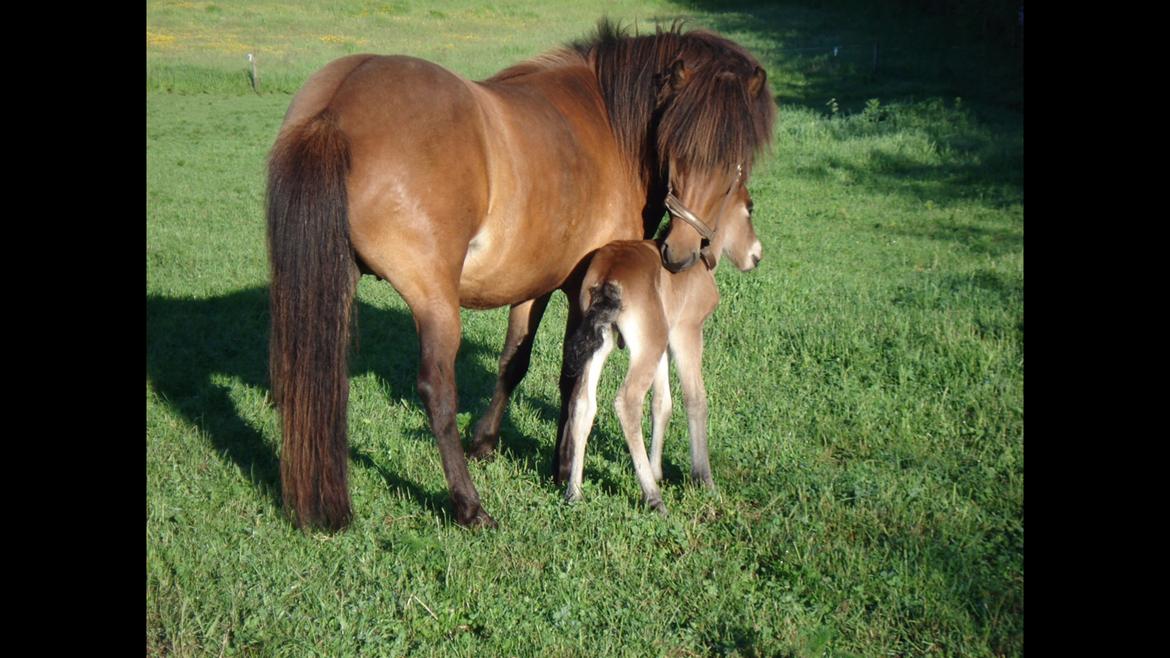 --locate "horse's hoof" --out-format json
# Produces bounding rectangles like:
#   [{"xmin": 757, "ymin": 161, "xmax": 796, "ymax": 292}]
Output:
[
  {"xmin": 466, "ymin": 440, "xmax": 497, "ymax": 462},
  {"xmin": 467, "ymin": 421, "xmax": 500, "ymax": 460},
  {"xmin": 457, "ymin": 507, "xmax": 498, "ymax": 530},
  {"xmin": 647, "ymin": 498, "xmax": 668, "ymax": 517}
]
